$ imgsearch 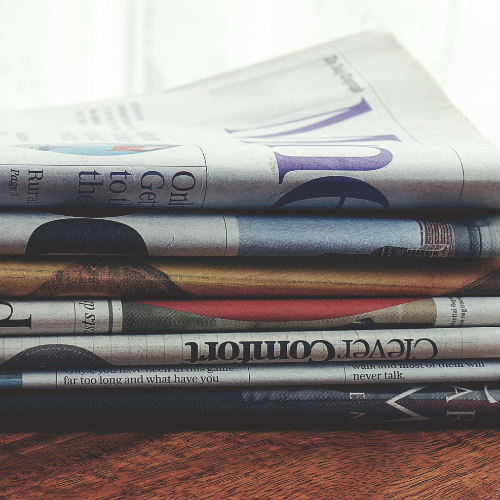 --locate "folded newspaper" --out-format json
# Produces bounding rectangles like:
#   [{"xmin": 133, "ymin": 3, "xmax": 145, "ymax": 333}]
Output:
[
  {"xmin": 1, "ymin": 30, "xmax": 499, "ymax": 211},
  {"xmin": 0, "ymin": 360, "xmax": 497, "ymax": 389},
  {"xmin": 1, "ymin": 256, "xmax": 500, "ymax": 298},
  {"xmin": 0, "ymin": 297, "xmax": 498, "ymax": 335},
  {"xmin": 3, "ymin": 211, "xmax": 500, "ymax": 258},
  {"xmin": 0, "ymin": 383, "xmax": 495, "ymax": 425},
  {"xmin": 0, "ymin": 328, "xmax": 500, "ymax": 366}
]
